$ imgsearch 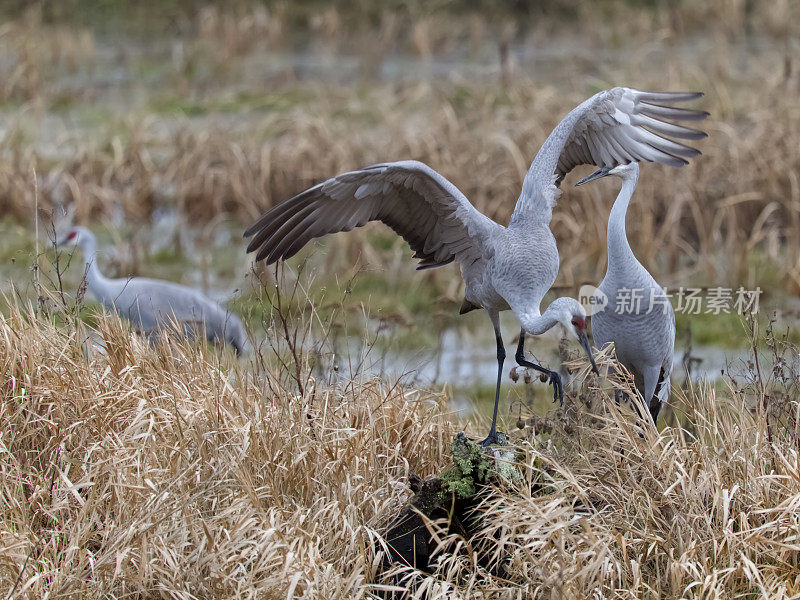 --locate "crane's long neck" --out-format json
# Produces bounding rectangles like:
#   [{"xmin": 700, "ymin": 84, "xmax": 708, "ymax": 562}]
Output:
[
  {"xmin": 606, "ymin": 171, "xmax": 638, "ymax": 275},
  {"xmin": 77, "ymin": 236, "xmax": 110, "ymax": 298},
  {"xmin": 519, "ymin": 301, "xmax": 562, "ymax": 336}
]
